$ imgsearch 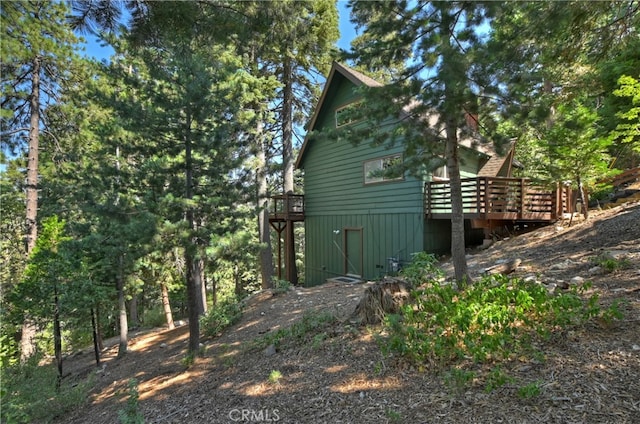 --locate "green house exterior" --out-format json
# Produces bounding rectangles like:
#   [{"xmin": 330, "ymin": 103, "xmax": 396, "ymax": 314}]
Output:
[{"xmin": 296, "ymin": 62, "xmax": 502, "ymax": 285}]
